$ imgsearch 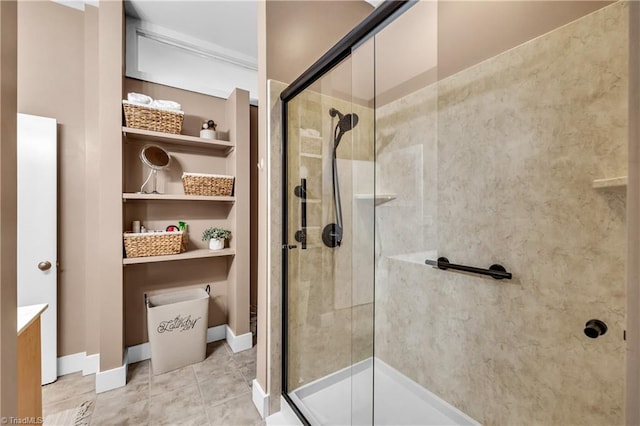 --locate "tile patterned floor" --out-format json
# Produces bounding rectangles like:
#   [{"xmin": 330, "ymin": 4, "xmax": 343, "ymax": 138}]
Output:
[{"xmin": 43, "ymin": 341, "xmax": 264, "ymax": 426}]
